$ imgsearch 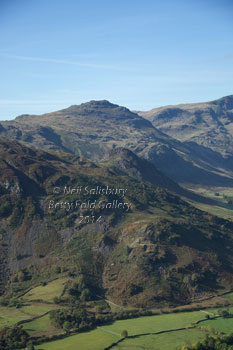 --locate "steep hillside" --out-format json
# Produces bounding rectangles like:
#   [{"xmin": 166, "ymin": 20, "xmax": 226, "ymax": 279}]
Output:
[
  {"xmin": 1, "ymin": 100, "xmax": 233, "ymax": 186},
  {"xmin": 1, "ymin": 140, "xmax": 233, "ymax": 307},
  {"xmin": 138, "ymin": 95, "xmax": 233, "ymax": 158},
  {"xmin": 100, "ymin": 147, "xmax": 218, "ymax": 204}
]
